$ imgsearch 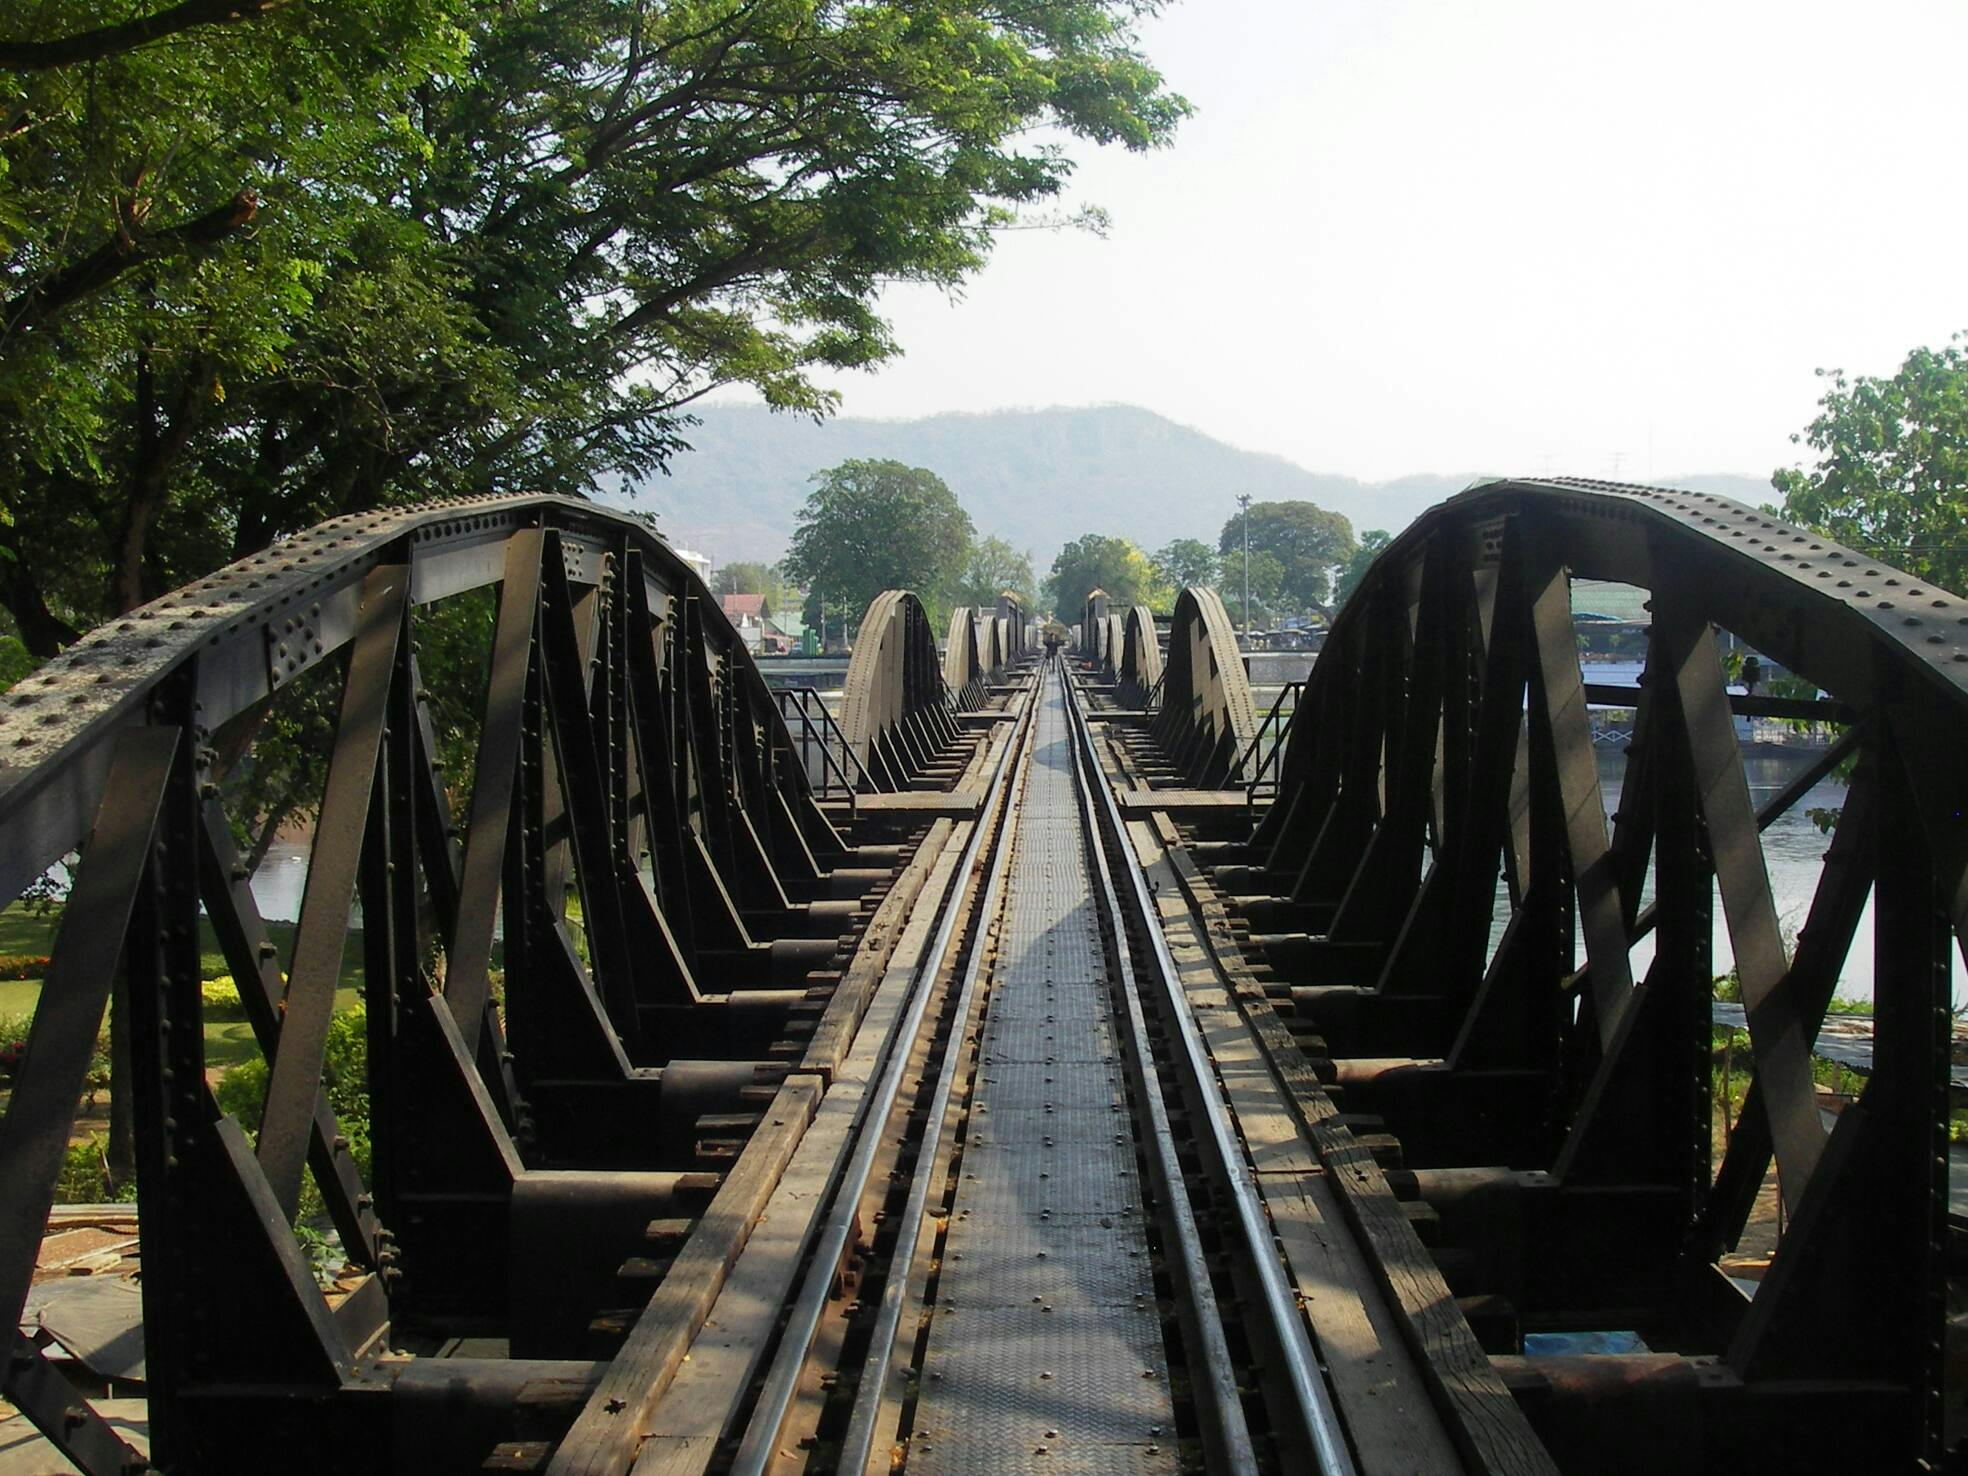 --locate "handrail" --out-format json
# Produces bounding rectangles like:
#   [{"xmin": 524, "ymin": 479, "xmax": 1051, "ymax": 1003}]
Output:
[
  {"xmin": 1233, "ymin": 679, "xmax": 1301, "ymax": 806},
  {"xmin": 770, "ymin": 686, "xmax": 867, "ymax": 807}
]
